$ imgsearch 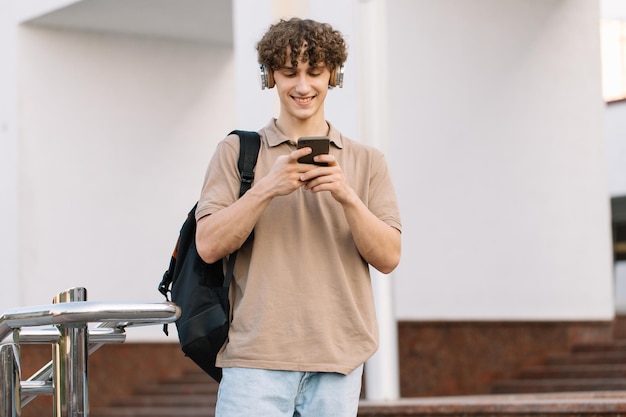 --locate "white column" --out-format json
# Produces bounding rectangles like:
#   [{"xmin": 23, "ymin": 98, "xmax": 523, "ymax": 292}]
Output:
[
  {"xmin": 0, "ymin": 0, "xmax": 20, "ymax": 312},
  {"xmin": 358, "ymin": 0, "xmax": 400, "ymax": 401}
]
